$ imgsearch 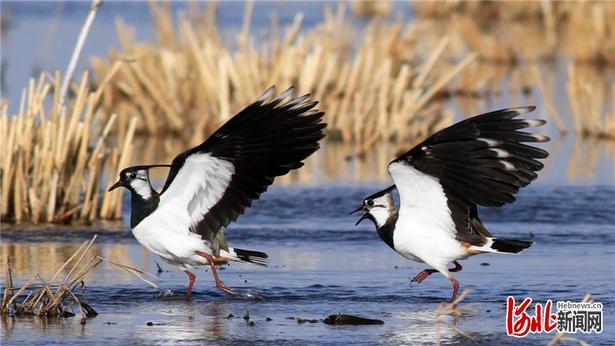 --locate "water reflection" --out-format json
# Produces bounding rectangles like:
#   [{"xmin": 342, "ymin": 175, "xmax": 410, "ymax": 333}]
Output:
[
  {"xmin": 385, "ymin": 310, "xmax": 460, "ymax": 345},
  {"xmin": 0, "ymin": 242, "xmax": 151, "ymax": 285}
]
